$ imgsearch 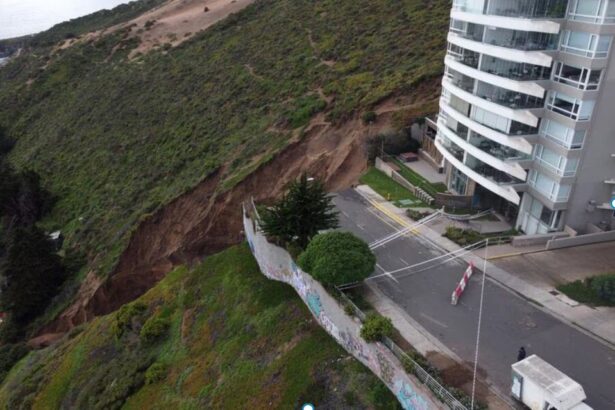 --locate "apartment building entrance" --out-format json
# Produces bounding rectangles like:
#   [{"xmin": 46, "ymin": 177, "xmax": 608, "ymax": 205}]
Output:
[{"xmin": 472, "ymin": 185, "xmax": 519, "ymax": 224}]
